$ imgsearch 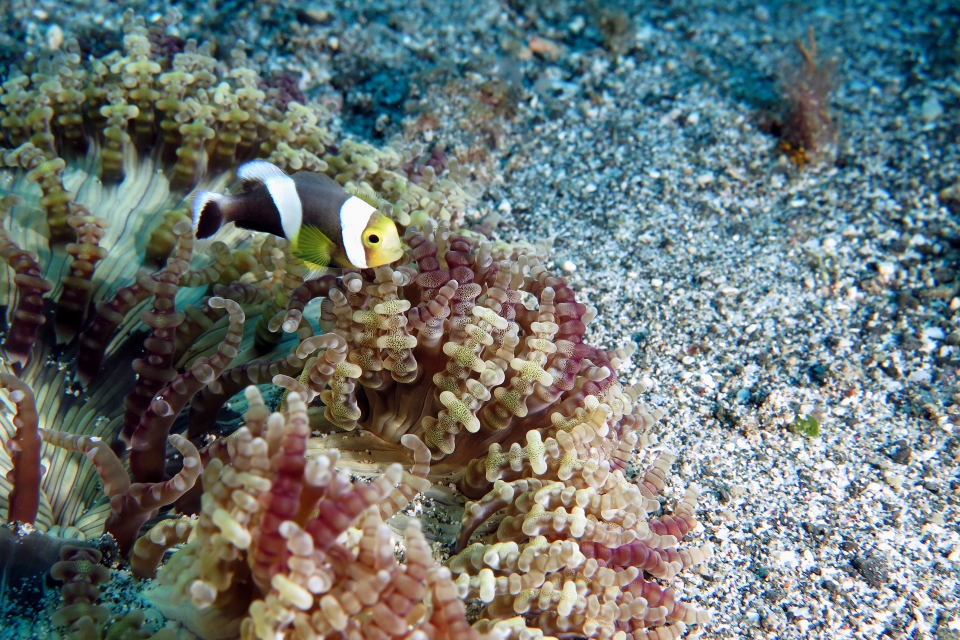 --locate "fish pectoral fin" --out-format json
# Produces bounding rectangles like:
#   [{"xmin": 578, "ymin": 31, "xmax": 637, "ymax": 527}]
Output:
[
  {"xmin": 291, "ymin": 224, "xmax": 335, "ymax": 270},
  {"xmin": 236, "ymin": 159, "xmax": 288, "ymax": 191},
  {"xmin": 303, "ymin": 266, "xmax": 331, "ymax": 281},
  {"xmin": 282, "ymin": 259, "xmax": 329, "ymax": 282}
]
